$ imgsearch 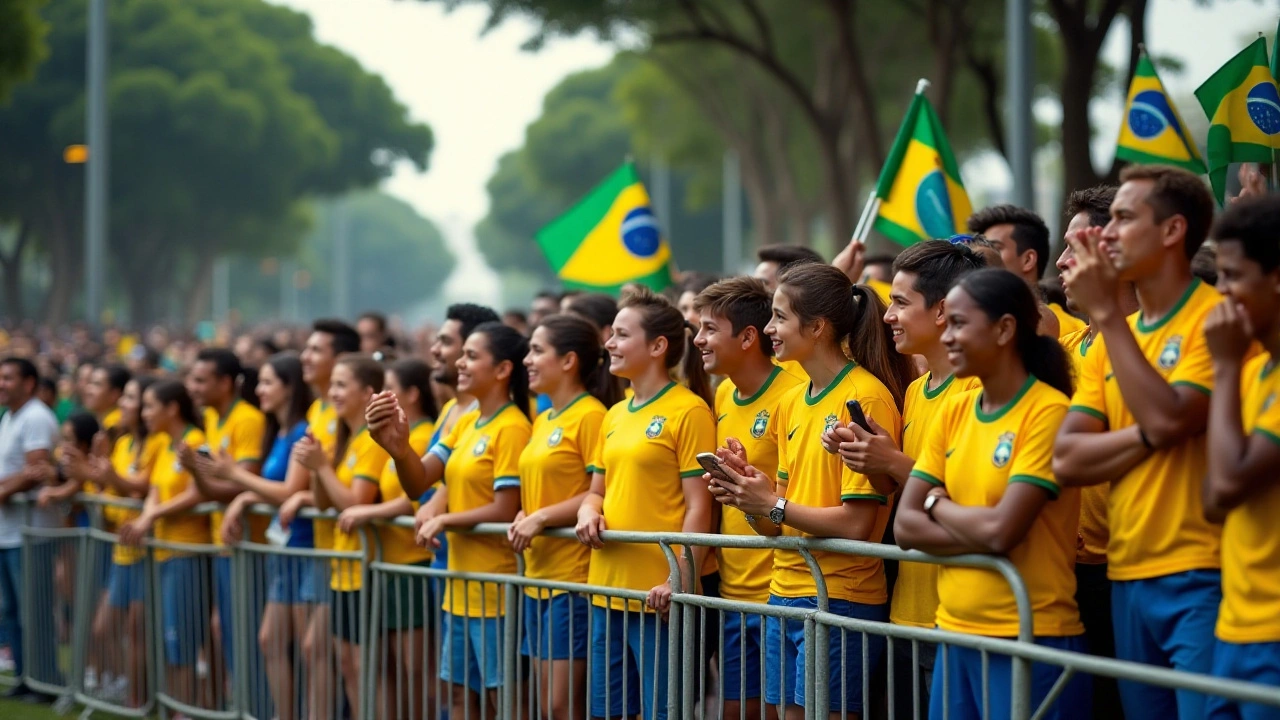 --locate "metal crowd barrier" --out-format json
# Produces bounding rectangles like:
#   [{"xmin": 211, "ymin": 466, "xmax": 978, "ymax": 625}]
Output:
[{"xmin": 3, "ymin": 494, "xmax": 1280, "ymax": 720}]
